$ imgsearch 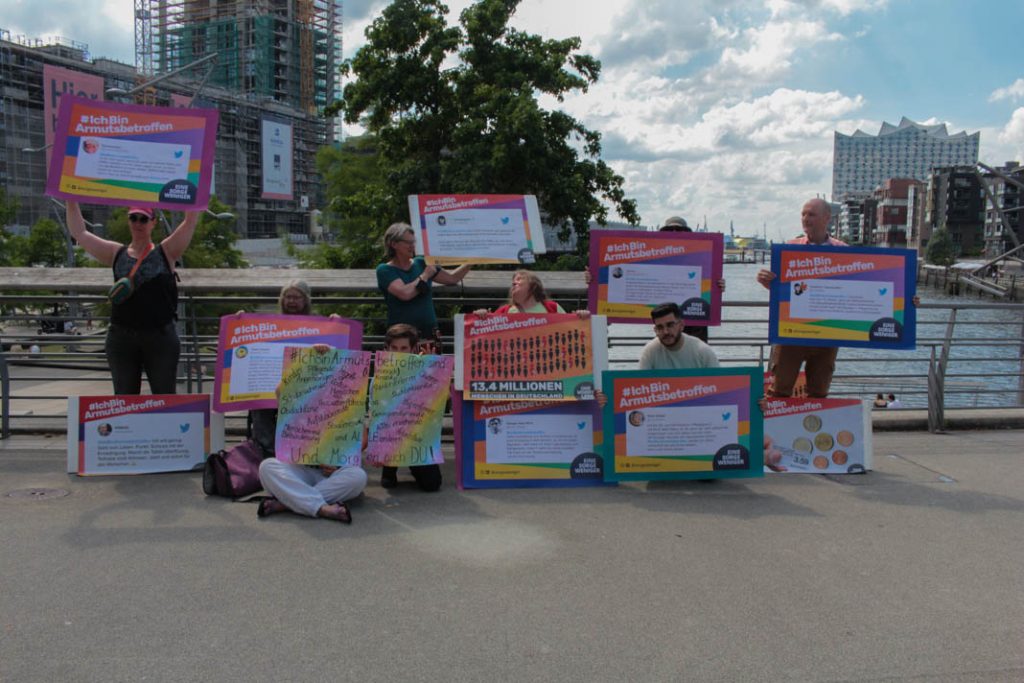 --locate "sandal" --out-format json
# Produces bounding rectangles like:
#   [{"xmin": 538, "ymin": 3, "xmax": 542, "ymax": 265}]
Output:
[
  {"xmin": 257, "ymin": 497, "xmax": 287, "ymax": 518},
  {"xmin": 318, "ymin": 502, "xmax": 352, "ymax": 524}
]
